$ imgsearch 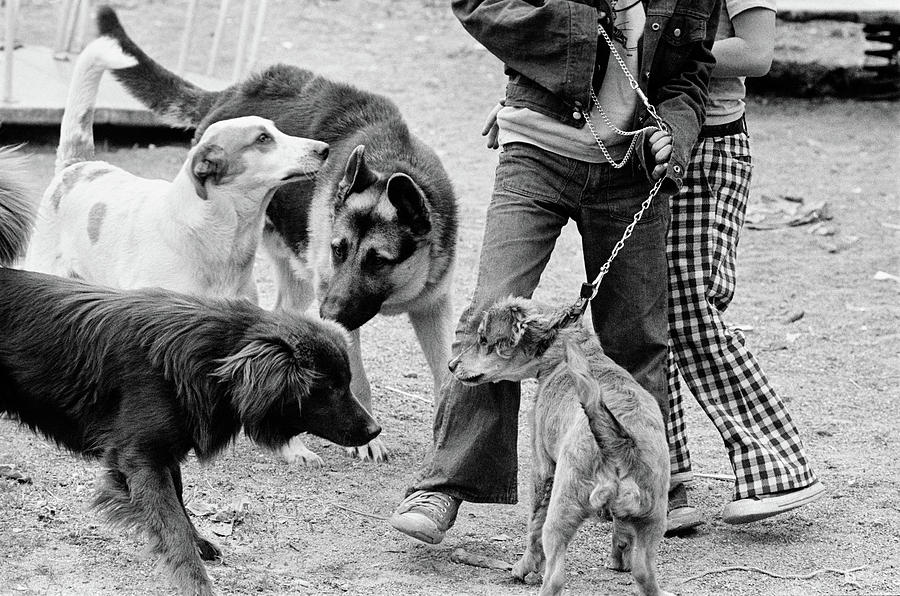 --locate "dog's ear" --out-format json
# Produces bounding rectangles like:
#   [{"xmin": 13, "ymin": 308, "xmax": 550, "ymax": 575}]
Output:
[
  {"xmin": 387, "ymin": 173, "xmax": 431, "ymax": 236},
  {"xmin": 213, "ymin": 339, "xmax": 318, "ymax": 429},
  {"xmin": 337, "ymin": 144, "xmax": 378, "ymax": 203},
  {"xmin": 190, "ymin": 143, "xmax": 228, "ymax": 200},
  {"xmin": 505, "ymin": 300, "xmax": 530, "ymax": 347},
  {"xmin": 520, "ymin": 306, "xmax": 563, "ymax": 356}
]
